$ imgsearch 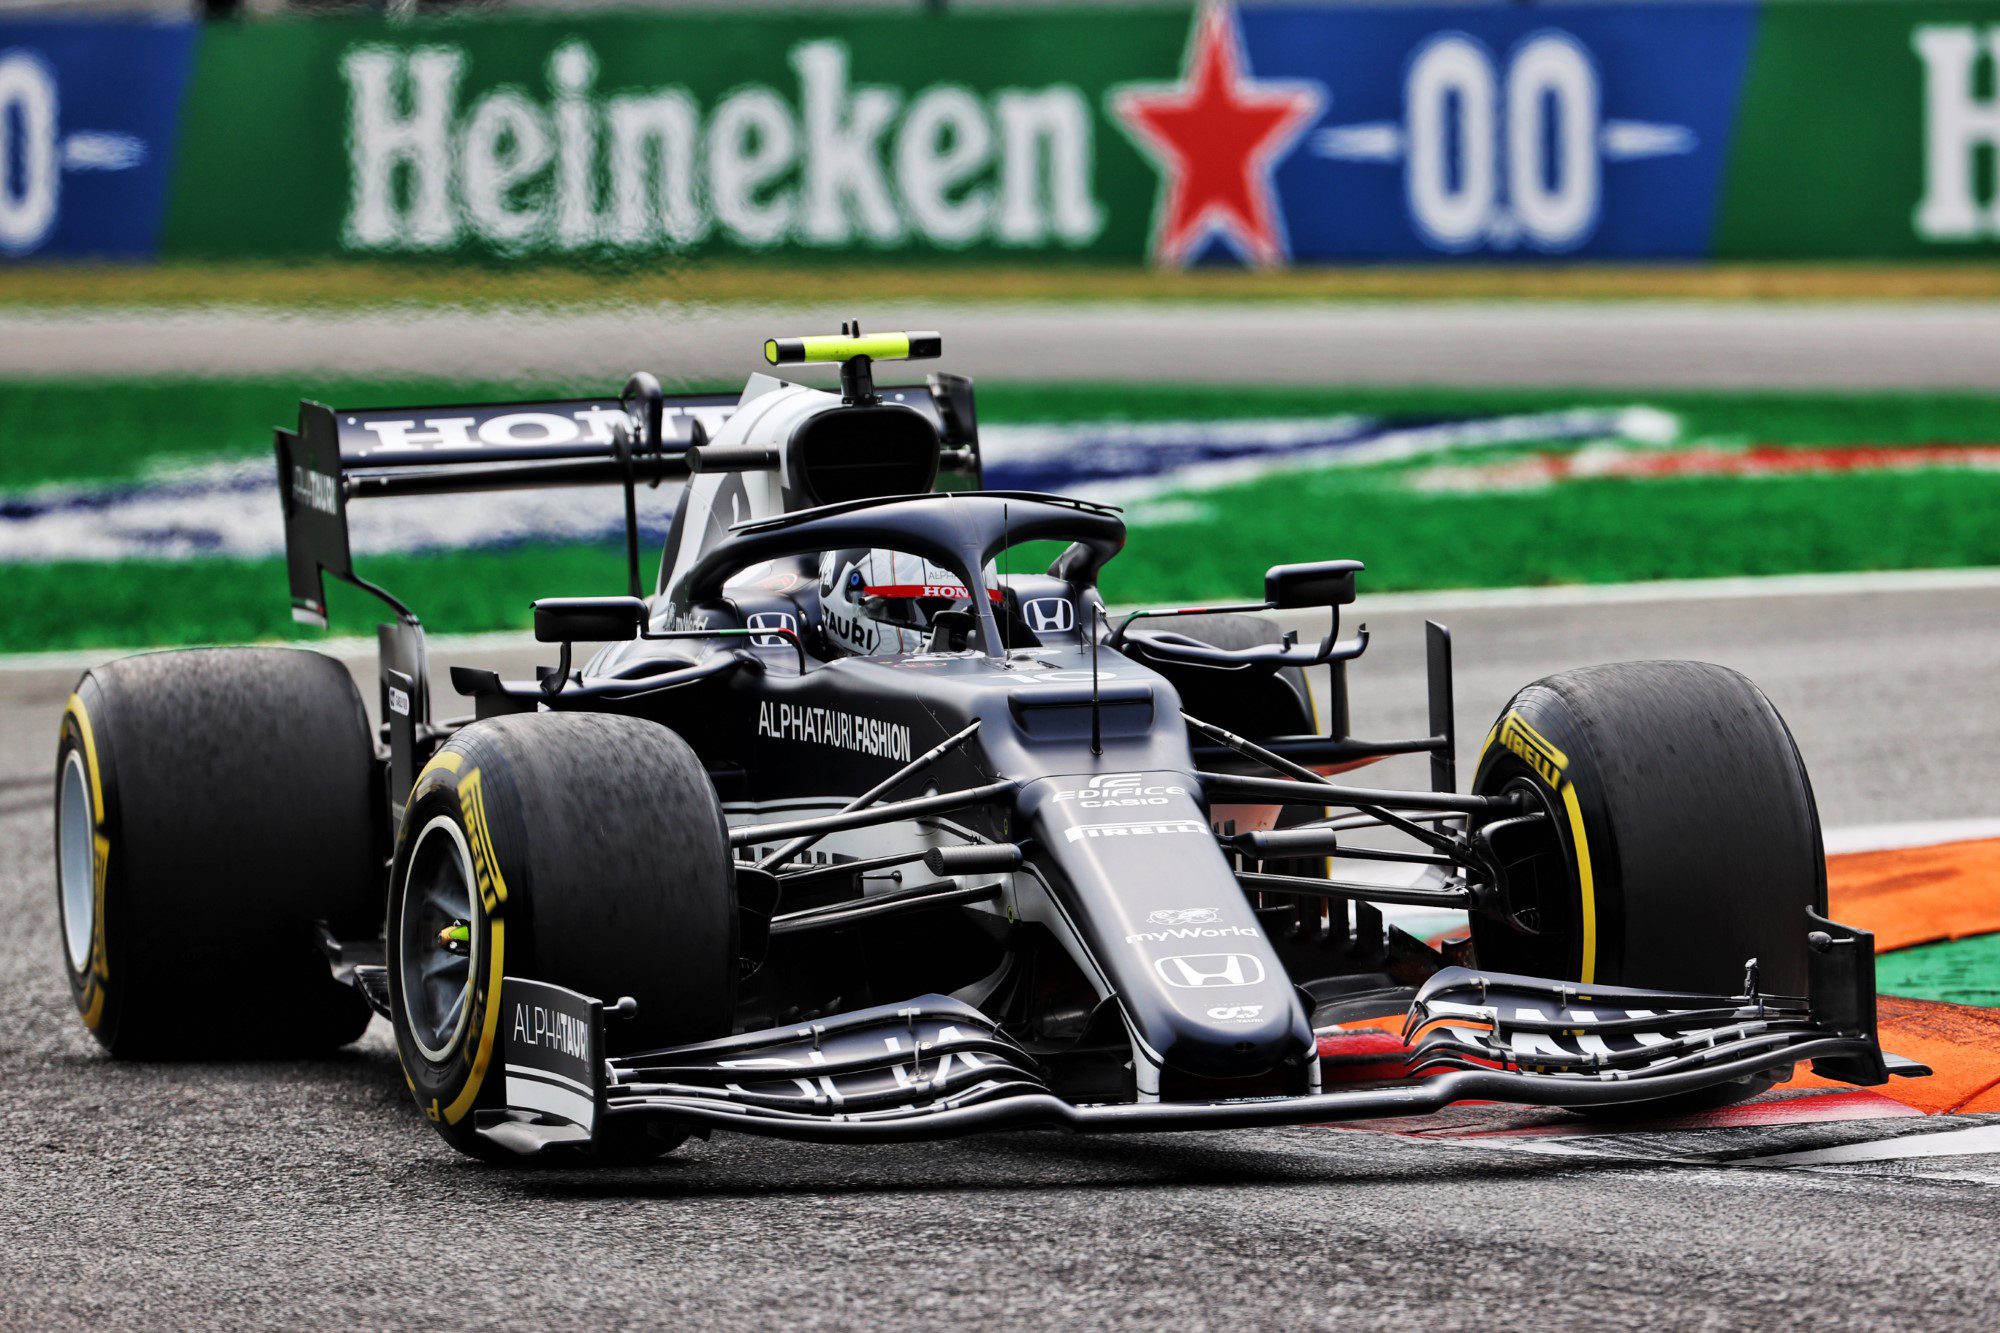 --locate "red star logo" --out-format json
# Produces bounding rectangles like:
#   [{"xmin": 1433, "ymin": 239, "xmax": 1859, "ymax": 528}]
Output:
[{"xmin": 1112, "ymin": 5, "xmax": 1322, "ymax": 266}]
